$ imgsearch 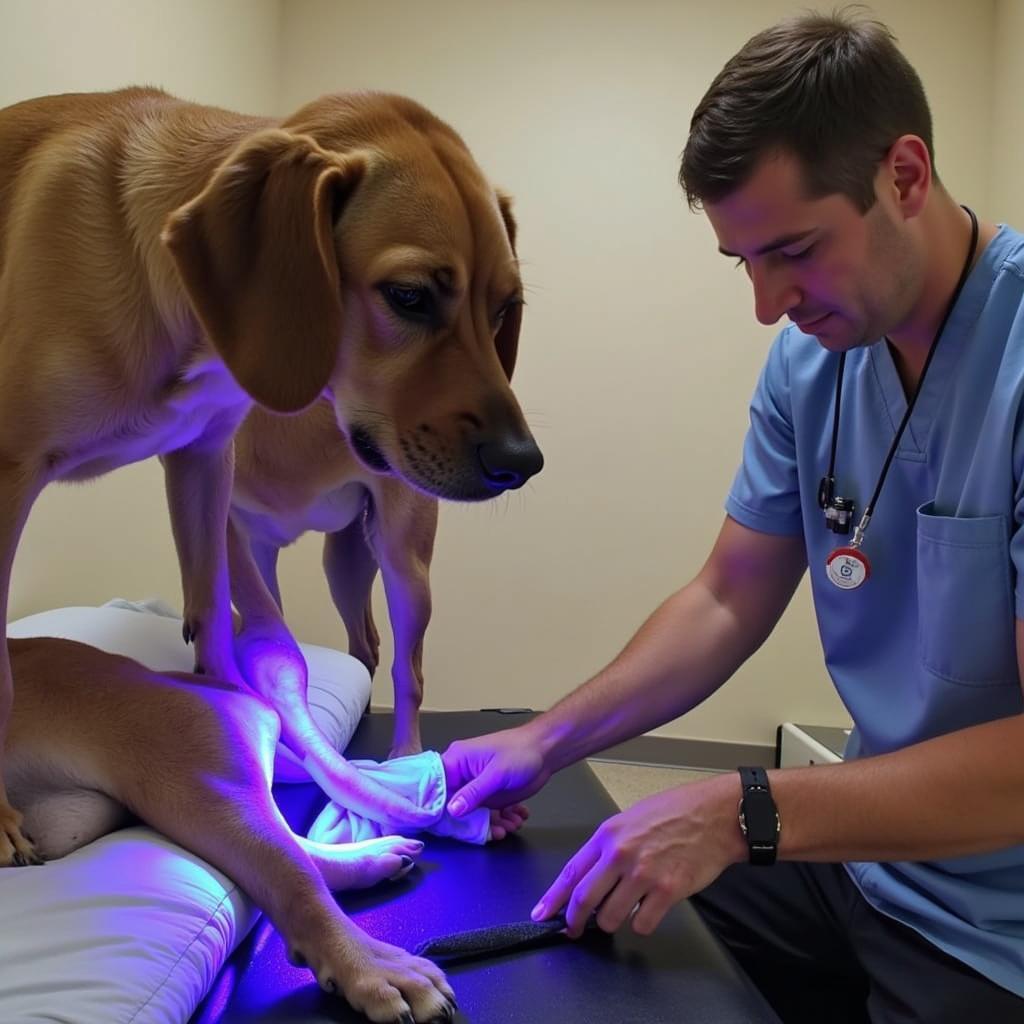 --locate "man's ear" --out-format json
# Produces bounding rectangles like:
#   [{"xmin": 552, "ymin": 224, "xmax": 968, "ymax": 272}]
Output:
[
  {"xmin": 883, "ymin": 134, "xmax": 931, "ymax": 220},
  {"xmin": 495, "ymin": 190, "xmax": 520, "ymax": 381},
  {"xmin": 163, "ymin": 131, "xmax": 366, "ymax": 413}
]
